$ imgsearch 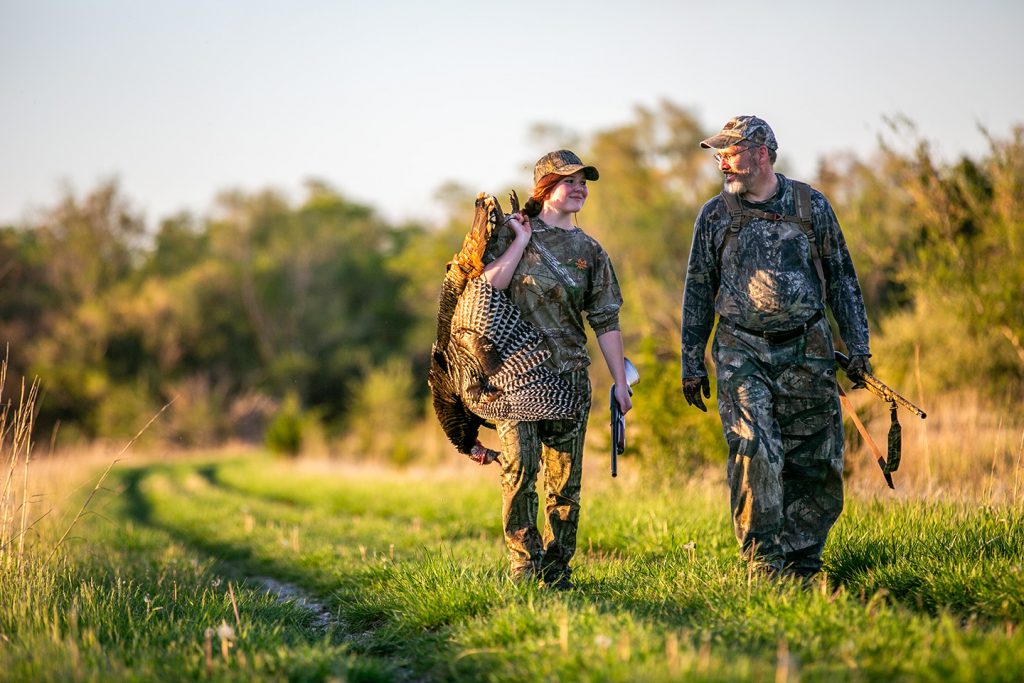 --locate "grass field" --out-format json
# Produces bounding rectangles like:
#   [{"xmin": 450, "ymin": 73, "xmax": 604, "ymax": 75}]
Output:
[{"xmin": 3, "ymin": 448, "xmax": 1023, "ymax": 682}]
